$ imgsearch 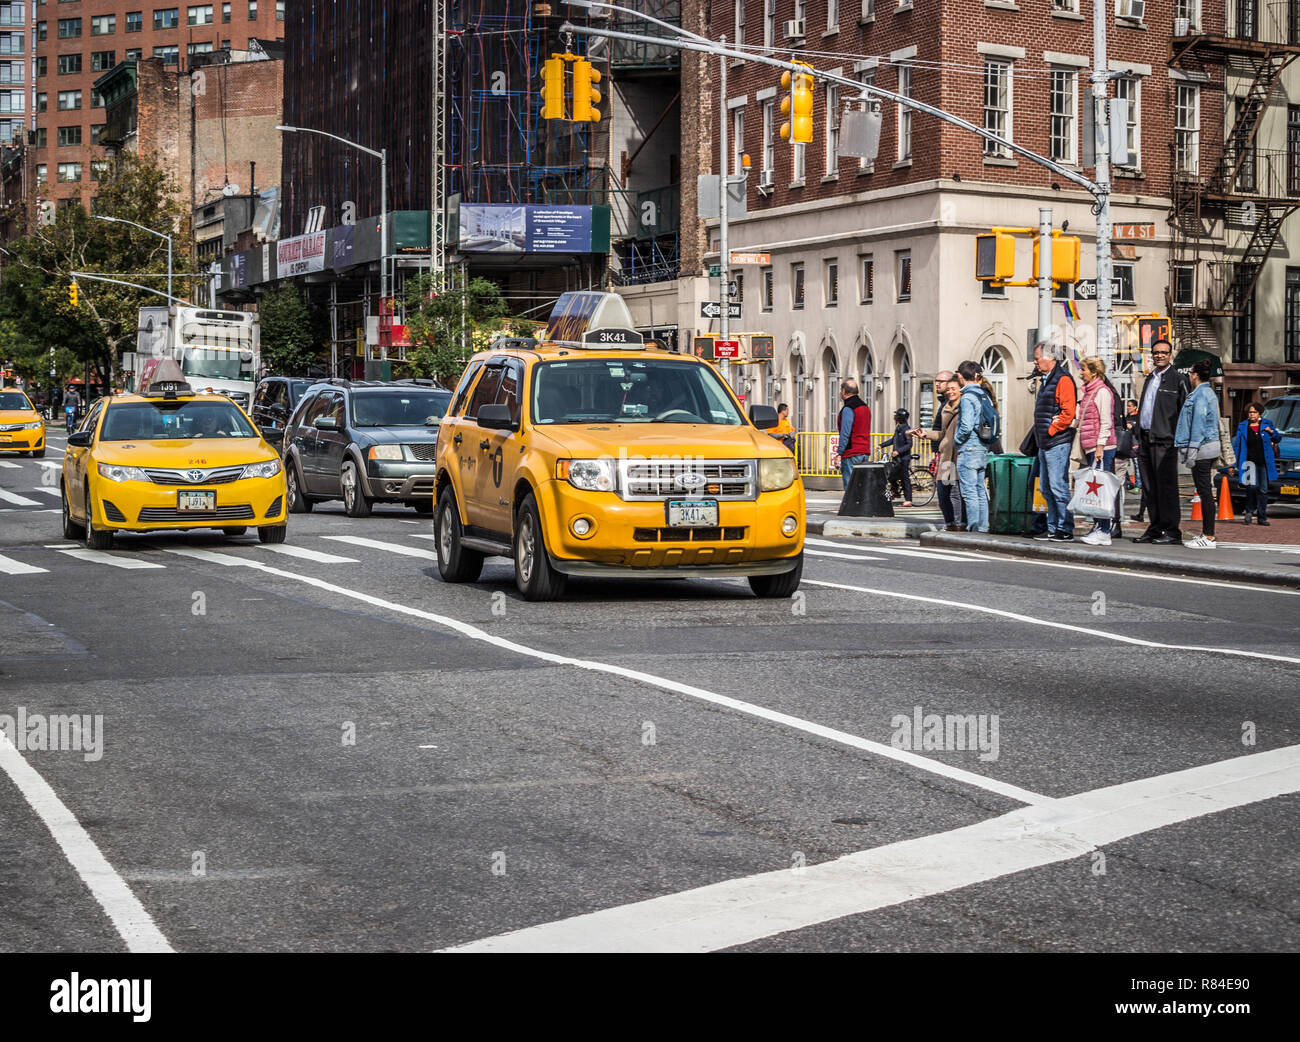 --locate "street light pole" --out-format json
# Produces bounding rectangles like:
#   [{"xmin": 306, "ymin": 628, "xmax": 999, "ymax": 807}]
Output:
[
  {"xmin": 92, "ymin": 215, "xmax": 173, "ymax": 304},
  {"xmin": 1092, "ymin": 0, "xmax": 1113, "ymax": 368},
  {"xmin": 719, "ymin": 35, "xmax": 730, "ymax": 386}
]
